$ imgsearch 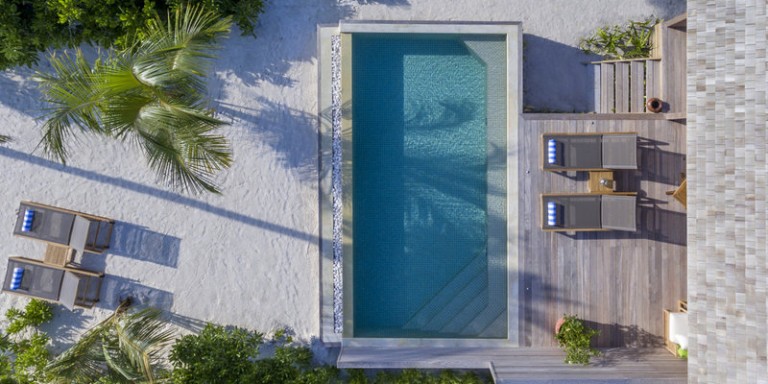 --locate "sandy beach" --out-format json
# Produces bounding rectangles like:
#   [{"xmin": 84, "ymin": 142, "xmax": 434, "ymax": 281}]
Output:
[{"xmin": 0, "ymin": 0, "xmax": 685, "ymax": 361}]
